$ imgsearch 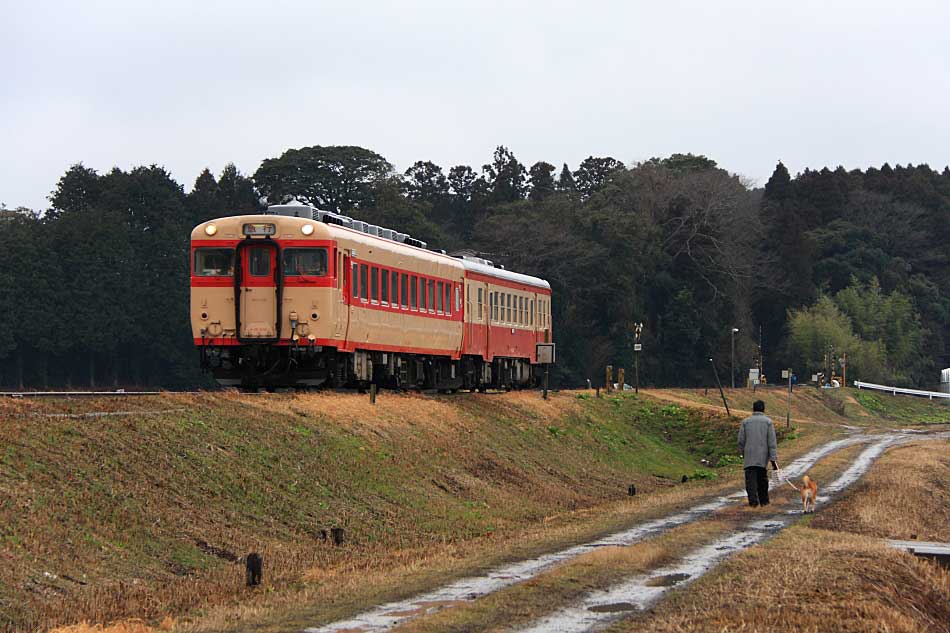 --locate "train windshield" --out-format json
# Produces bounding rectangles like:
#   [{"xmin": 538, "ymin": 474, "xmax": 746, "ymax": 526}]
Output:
[
  {"xmin": 282, "ymin": 247, "xmax": 328, "ymax": 277},
  {"xmin": 194, "ymin": 247, "xmax": 234, "ymax": 276}
]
